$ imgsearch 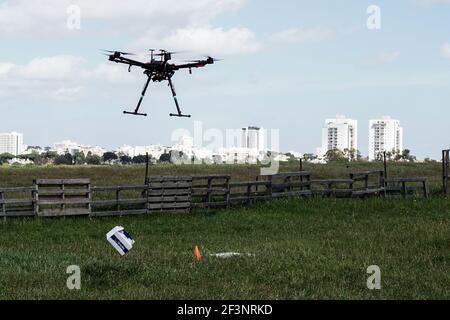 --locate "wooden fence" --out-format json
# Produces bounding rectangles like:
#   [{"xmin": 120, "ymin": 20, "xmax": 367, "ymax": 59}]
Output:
[
  {"xmin": 384, "ymin": 178, "xmax": 428, "ymax": 198},
  {"xmin": 0, "ymin": 171, "xmax": 430, "ymax": 218}
]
